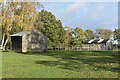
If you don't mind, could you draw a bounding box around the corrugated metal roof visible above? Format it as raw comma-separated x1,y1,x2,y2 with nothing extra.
11,31,32,36
10,30,48,39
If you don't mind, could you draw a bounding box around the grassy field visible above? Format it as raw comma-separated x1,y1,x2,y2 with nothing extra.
0,51,2,79
2,50,119,78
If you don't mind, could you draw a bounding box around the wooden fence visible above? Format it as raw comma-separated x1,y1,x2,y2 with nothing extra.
48,46,93,51
48,45,119,51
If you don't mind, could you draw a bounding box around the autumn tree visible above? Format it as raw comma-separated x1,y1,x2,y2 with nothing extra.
0,2,43,50
85,29,95,39
0,2,14,50
10,2,43,33
95,29,113,39
63,27,73,49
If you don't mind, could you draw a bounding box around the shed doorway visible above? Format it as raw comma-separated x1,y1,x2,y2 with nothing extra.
11,36,22,52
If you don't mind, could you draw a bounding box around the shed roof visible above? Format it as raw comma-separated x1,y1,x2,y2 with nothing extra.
11,31,31,36
10,30,45,37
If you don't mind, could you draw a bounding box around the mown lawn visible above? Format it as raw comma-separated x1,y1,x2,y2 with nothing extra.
0,51,2,79
2,50,119,78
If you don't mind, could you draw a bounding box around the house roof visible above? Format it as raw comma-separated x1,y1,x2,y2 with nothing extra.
83,39,109,44
97,39,104,43
88,39,94,43
92,39,100,43
83,40,91,44
101,39,109,43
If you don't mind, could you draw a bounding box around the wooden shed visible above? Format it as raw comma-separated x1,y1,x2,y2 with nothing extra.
11,30,48,52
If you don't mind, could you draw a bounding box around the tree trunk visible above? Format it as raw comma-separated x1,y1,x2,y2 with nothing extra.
0,35,9,50
3,38,8,50
0,35,5,50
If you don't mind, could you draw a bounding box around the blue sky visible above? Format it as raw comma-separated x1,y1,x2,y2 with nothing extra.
41,2,118,31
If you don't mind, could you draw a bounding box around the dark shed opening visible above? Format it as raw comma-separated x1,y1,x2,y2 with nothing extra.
11,36,22,52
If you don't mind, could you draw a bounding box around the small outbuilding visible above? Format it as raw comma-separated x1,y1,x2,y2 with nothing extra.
82,39,109,51
107,38,120,50
11,30,48,52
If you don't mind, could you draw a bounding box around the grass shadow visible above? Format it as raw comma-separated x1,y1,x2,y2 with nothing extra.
24,50,119,73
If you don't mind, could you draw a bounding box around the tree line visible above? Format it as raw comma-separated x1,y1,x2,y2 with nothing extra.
0,2,120,50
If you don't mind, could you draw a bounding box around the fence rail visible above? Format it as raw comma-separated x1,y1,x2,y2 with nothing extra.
48,45,119,51
48,46,95,51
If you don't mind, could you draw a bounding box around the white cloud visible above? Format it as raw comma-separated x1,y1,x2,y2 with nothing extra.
89,3,106,19
66,2,87,13
60,2,88,23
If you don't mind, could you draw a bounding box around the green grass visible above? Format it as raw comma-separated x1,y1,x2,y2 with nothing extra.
2,50,119,78
0,51,2,79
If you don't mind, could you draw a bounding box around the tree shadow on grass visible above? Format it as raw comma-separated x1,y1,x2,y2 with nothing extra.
25,50,119,73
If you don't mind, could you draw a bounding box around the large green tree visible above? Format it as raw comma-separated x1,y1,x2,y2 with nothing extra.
71,27,86,47
114,29,120,39
34,10,65,48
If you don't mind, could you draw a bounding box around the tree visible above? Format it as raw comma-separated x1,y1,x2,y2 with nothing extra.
63,27,73,49
72,27,86,47
10,2,43,32
95,29,113,39
0,2,43,50
0,2,14,50
85,29,95,39
34,10,65,48
114,29,120,39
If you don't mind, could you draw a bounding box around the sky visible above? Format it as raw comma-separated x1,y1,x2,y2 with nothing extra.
41,2,118,31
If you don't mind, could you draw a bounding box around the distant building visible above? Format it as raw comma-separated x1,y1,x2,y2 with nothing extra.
11,30,48,52
112,39,120,46
107,38,120,49
82,38,109,50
